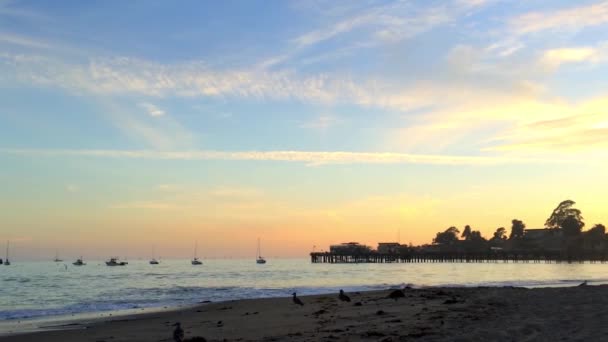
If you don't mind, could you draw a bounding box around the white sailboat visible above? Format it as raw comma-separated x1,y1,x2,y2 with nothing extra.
256,238,266,264
191,242,202,265
4,241,11,266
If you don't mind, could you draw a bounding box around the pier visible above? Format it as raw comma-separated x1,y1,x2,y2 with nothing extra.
310,252,608,264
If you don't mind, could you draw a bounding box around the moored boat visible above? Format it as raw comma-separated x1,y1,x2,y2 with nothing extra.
256,238,267,264
106,257,128,266
150,246,160,264
73,257,86,266
191,242,203,265
4,241,11,266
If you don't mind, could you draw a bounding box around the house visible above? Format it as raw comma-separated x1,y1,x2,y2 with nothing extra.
330,242,372,254
523,228,562,251
377,242,401,254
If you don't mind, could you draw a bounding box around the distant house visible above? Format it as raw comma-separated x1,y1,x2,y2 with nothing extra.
524,228,559,239
523,228,562,251
330,242,372,254
377,242,401,254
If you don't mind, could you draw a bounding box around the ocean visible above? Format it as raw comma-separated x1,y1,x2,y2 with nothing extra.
1,259,607,322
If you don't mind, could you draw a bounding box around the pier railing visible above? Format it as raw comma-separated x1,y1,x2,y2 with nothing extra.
310,251,608,264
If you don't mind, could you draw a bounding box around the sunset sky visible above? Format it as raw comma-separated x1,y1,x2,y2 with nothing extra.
1,0,607,260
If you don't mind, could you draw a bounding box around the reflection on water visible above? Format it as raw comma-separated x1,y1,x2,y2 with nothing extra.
1,259,606,320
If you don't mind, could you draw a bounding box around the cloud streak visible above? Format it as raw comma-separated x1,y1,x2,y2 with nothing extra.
138,102,165,117
510,1,608,35
0,148,576,166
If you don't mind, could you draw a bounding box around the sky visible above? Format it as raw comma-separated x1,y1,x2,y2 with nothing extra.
1,0,608,260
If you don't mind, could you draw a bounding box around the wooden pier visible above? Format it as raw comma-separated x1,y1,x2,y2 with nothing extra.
310,252,608,264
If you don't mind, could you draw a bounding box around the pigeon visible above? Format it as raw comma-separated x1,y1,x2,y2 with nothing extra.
173,322,185,342
388,289,405,301
292,292,304,306
338,289,351,302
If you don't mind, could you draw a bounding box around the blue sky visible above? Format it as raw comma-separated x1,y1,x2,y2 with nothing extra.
1,0,608,258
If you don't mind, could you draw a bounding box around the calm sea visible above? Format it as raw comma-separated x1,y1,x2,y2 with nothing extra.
2,259,607,322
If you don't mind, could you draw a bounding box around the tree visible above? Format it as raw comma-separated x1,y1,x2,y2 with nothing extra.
585,224,606,249
469,230,486,242
462,225,472,240
433,226,460,245
510,219,526,240
588,224,606,235
545,200,584,230
561,215,584,237
492,227,507,241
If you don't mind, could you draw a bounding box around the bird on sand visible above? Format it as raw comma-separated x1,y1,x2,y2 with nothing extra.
292,292,304,306
338,289,351,302
173,322,184,342
388,289,405,301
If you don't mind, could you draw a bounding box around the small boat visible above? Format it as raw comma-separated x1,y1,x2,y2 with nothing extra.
73,257,86,266
150,246,160,265
191,242,203,265
106,257,128,266
4,241,11,266
256,238,266,264
53,250,63,262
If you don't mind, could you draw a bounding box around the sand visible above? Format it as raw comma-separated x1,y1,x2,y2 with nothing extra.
2,286,608,341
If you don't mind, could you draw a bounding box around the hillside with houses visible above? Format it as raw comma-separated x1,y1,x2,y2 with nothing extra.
321,200,607,262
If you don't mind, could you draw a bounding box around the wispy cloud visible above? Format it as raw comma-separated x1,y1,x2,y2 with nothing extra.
102,100,194,150
266,0,486,68
0,53,481,113
300,115,340,131
510,1,608,35
0,32,51,49
540,47,602,68
0,147,576,166
138,102,165,117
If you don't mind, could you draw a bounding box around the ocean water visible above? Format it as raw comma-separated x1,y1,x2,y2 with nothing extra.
1,258,607,322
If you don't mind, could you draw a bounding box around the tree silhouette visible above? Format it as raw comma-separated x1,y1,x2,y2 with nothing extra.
545,200,584,229
585,224,606,249
561,215,584,237
462,225,472,240
509,219,526,240
433,226,460,245
492,227,507,241
589,224,606,235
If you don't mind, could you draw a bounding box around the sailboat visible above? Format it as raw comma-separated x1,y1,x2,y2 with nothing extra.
4,241,11,266
256,238,266,264
53,250,63,262
149,246,159,265
191,242,203,265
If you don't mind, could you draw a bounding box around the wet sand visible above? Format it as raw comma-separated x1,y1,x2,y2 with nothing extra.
2,286,608,341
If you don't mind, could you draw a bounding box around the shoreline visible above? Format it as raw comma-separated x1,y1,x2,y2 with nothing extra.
2,285,608,341
1,280,597,324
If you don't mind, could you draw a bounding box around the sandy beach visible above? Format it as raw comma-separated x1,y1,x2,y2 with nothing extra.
2,285,608,341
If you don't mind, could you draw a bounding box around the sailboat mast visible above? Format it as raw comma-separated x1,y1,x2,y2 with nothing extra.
257,238,261,258
6,241,9,260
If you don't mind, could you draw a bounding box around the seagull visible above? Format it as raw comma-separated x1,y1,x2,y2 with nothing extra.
173,322,185,342
388,289,405,301
292,292,304,306
578,280,588,287
338,289,351,302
